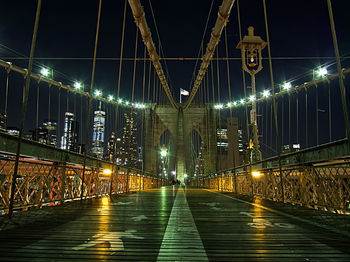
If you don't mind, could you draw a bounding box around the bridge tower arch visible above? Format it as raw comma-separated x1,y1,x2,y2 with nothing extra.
144,104,217,183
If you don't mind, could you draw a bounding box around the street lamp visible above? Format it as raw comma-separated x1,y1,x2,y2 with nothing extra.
94,89,102,97
74,82,82,90
237,26,266,162
40,67,53,79
160,144,167,158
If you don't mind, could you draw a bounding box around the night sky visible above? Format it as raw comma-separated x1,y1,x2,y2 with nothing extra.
0,0,350,152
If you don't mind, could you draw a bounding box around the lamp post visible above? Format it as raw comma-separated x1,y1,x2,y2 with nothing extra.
160,144,167,185
237,26,266,162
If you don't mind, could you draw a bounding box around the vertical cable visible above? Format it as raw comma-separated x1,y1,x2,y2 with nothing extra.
316,87,319,145
305,88,308,147
48,85,51,122
58,88,61,147
81,0,103,199
237,0,250,144
328,84,332,141
4,70,10,118
9,0,42,218
296,95,299,144
36,81,40,139
288,95,291,145
216,48,222,171
147,60,151,102
326,0,350,140
224,27,232,118
80,95,83,144
262,0,284,202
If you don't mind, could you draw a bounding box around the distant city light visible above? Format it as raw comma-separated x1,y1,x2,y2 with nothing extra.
74,82,82,89
94,90,102,97
283,82,292,91
40,68,50,77
262,90,270,98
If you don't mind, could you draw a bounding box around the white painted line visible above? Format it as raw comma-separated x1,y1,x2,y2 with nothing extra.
205,189,350,238
157,187,208,261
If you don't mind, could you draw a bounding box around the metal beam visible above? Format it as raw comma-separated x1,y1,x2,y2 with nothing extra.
184,0,236,110
128,0,178,109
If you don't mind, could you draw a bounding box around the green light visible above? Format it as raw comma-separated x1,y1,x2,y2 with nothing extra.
283,82,291,91
74,82,82,89
118,98,123,104
214,104,223,109
233,101,238,106
262,90,270,97
160,144,167,159
108,95,114,101
160,148,167,158
249,95,256,102
240,98,245,104
94,90,102,97
40,68,50,77
317,67,328,78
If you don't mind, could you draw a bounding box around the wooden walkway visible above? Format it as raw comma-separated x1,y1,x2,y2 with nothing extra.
1,187,350,261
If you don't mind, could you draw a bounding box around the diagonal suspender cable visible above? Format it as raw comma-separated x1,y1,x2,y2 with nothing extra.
128,0,177,109
184,0,236,110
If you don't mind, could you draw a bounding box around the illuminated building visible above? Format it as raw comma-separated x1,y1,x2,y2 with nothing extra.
0,113,7,131
107,132,115,162
61,112,79,152
121,112,138,167
7,127,19,136
33,127,49,144
43,121,57,146
91,102,105,159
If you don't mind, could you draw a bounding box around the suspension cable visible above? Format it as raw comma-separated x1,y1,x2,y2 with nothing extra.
237,0,250,144
224,27,232,117
9,0,42,218
189,0,215,91
4,69,10,118
184,0,235,109
81,0,103,200
262,0,284,202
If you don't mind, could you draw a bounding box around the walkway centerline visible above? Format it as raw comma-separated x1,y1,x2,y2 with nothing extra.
157,187,208,261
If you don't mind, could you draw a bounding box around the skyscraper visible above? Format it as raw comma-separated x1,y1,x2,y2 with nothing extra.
107,132,115,162
61,112,79,152
43,120,57,146
92,102,105,159
121,112,138,167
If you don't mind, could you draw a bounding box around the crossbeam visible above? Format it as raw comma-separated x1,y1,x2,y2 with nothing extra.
184,0,236,110
128,0,178,109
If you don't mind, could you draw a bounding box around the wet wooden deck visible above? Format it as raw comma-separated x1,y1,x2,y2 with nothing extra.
0,187,350,261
